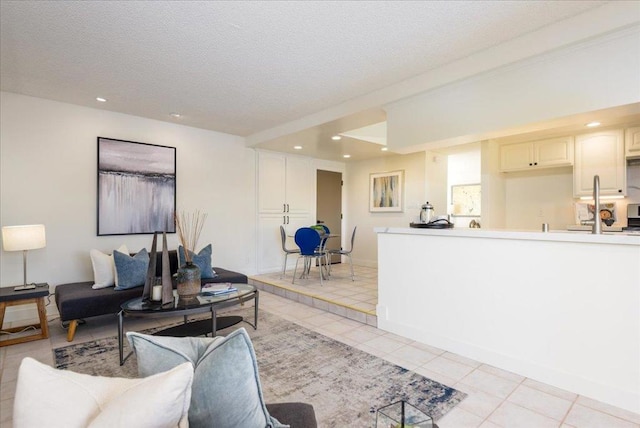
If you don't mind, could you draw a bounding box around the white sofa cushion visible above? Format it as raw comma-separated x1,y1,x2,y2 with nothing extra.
13,357,193,428
90,244,129,289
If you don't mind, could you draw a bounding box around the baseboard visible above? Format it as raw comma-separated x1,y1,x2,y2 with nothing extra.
352,258,377,268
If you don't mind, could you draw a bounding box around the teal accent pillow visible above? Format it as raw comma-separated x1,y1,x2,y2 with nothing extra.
113,249,149,290
127,329,288,428
178,244,216,279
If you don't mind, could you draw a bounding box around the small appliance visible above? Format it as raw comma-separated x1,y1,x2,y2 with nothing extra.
419,202,434,223
623,203,640,232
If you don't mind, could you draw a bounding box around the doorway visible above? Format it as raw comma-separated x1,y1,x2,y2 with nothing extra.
316,170,342,264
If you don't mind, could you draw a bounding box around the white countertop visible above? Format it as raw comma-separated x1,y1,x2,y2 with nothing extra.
374,226,640,246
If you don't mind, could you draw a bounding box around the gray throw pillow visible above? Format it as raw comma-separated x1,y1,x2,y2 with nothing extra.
127,328,288,428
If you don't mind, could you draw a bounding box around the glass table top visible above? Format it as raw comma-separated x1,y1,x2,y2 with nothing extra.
121,283,255,313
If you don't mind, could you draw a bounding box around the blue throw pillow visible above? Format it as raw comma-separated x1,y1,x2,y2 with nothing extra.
113,249,149,290
178,244,216,279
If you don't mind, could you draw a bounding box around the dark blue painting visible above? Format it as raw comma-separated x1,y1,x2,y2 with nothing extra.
97,137,176,235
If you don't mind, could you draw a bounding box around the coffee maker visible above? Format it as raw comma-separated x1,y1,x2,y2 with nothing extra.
419,202,434,223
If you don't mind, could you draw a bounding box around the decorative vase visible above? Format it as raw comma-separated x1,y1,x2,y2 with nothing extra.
176,261,201,298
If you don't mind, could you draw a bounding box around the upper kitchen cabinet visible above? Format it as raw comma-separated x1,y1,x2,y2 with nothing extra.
625,126,640,158
499,137,574,172
257,151,313,215
573,130,625,197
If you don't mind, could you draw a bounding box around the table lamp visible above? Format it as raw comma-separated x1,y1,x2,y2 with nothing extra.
2,224,46,288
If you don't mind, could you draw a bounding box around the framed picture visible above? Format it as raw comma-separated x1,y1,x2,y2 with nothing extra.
450,183,481,216
97,137,176,235
370,170,404,212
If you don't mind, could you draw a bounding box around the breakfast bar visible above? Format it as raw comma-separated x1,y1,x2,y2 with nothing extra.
375,227,640,414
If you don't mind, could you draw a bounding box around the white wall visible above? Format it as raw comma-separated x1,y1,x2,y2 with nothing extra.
1,92,256,320
345,152,427,266
447,149,481,228
386,25,640,150
504,167,575,230
424,151,448,219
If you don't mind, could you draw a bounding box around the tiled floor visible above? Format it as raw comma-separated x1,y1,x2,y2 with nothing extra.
249,263,379,326
1,265,639,428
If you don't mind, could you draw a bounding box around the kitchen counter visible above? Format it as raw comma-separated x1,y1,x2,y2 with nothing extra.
375,226,640,245
375,226,640,414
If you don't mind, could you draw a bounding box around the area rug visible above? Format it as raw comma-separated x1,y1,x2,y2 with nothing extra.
54,308,466,426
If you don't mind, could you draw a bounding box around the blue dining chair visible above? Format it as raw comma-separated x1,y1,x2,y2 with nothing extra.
293,227,327,285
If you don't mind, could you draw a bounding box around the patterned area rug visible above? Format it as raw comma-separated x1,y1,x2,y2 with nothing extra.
53,308,466,426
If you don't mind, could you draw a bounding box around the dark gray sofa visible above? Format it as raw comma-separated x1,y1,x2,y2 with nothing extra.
55,249,247,342
268,403,318,427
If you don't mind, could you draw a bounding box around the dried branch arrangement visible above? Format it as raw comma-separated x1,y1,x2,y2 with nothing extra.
175,210,208,263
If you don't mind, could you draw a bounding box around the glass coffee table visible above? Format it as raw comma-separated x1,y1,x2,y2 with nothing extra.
118,283,258,365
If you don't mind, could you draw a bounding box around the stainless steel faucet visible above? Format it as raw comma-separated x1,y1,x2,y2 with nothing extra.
592,175,602,234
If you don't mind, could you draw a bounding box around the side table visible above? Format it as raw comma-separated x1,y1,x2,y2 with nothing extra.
0,284,50,347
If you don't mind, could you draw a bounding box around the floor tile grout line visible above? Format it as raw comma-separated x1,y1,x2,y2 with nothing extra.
559,395,580,427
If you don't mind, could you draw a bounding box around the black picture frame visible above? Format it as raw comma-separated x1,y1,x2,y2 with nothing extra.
97,137,176,236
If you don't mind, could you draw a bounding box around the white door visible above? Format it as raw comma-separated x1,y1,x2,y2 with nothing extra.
257,214,287,273
285,156,313,214
258,152,286,213
500,143,533,171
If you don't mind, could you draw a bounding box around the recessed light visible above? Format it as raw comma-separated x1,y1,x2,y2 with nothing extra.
293,145,302,150
343,154,351,158
586,121,600,127
170,113,181,118
96,97,107,102
381,147,388,151
332,135,342,141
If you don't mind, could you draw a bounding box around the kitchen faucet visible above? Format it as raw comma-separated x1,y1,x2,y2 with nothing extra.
592,175,602,234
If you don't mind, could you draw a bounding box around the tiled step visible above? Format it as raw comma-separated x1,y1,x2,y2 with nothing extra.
248,277,377,327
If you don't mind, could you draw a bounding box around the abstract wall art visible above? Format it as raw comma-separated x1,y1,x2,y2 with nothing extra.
370,170,404,212
97,137,176,235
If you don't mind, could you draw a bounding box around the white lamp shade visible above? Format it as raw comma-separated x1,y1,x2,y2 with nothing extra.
2,224,46,251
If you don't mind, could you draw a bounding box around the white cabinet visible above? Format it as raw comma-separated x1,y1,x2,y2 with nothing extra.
625,126,640,158
257,151,313,273
573,130,625,197
500,137,573,172
258,152,312,214
256,214,309,274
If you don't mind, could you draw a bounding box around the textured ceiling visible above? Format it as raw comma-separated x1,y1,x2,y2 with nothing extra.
1,0,607,142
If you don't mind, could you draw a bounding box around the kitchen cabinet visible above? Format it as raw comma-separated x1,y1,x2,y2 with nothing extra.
257,151,313,273
258,151,312,214
625,126,640,158
499,137,573,172
573,130,625,197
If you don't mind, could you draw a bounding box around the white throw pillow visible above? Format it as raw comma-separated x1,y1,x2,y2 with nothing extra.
90,244,128,289
13,357,193,428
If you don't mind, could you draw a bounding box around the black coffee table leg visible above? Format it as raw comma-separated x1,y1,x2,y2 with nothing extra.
254,291,259,330
118,310,123,365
